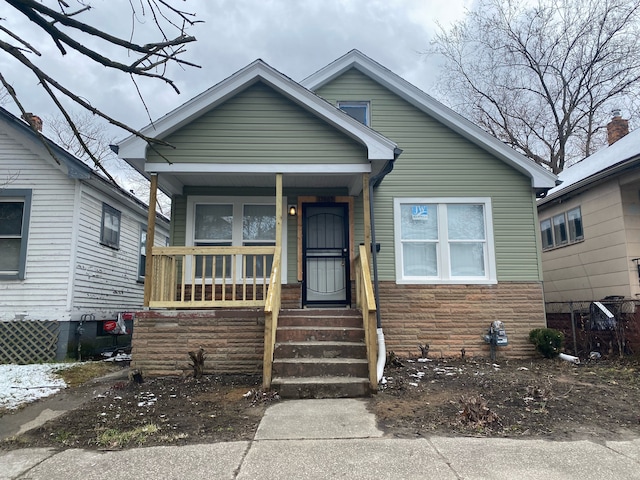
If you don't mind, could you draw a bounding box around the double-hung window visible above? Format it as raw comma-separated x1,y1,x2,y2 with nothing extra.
540,207,583,250
100,203,121,249
187,196,285,282
242,204,276,277
0,189,32,280
194,204,233,278
394,198,496,284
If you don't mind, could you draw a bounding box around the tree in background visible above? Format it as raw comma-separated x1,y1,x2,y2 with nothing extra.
431,0,640,173
46,111,172,216
0,0,200,183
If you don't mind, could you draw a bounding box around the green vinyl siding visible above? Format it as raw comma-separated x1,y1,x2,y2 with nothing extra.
171,195,187,247
317,69,541,281
147,82,366,165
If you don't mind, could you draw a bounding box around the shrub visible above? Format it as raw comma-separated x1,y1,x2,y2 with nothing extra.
529,328,564,358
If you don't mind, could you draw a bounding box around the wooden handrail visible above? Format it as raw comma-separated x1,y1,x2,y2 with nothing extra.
356,244,378,391
263,246,282,390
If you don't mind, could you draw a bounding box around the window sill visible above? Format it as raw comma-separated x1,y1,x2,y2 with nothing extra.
396,278,498,285
542,238,584,252
100,242,120,250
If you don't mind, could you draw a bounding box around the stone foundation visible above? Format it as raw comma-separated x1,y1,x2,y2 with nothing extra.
131,309,265,376
378,281,546,359
132,281,546,376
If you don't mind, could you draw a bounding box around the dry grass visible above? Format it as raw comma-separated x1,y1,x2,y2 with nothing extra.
54,362,119,387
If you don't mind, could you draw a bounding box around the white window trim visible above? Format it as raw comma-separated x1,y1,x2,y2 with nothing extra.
393,197,497,285
337,101,370,126
186,196,287,283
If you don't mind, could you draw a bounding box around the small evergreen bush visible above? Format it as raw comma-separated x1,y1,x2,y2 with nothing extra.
529,328,564,358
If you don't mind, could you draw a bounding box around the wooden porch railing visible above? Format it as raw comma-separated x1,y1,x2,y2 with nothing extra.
262,246,282,390
148,246,276,308
355,244,378,391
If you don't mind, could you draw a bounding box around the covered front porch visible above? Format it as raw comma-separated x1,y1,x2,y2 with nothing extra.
141,172,381,394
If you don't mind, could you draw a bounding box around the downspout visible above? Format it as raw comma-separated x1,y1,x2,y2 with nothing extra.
369,147,402,383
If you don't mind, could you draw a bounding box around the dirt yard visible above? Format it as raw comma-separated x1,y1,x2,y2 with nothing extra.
2,355,639,450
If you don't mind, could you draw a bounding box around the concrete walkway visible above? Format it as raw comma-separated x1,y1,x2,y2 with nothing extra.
2,398,640,479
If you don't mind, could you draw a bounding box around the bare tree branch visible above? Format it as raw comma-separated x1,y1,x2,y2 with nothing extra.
430,0,640,173
0,0,201,186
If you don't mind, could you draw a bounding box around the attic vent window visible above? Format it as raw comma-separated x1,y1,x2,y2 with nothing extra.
338,101,370,126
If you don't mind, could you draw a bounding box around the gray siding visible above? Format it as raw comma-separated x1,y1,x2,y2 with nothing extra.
148,82,367,165
316,69,541,282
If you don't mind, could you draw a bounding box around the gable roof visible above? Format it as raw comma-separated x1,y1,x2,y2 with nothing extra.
117,59,400,175
0,107,91,180
302,50,557,191
0,107,168,224
538,128,640,206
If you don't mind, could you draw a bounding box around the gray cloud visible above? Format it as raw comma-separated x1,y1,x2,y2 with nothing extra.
0,0,472,139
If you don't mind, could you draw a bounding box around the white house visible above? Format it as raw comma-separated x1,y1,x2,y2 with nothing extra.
0,107,169,361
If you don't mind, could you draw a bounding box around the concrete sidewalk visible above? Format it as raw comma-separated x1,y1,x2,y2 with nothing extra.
2,398,640,479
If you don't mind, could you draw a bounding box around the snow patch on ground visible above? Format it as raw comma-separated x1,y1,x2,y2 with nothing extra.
0,364,73,410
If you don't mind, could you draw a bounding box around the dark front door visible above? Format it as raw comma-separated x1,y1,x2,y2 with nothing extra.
302,203,350,306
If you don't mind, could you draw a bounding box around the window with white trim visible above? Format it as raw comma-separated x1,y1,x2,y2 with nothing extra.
338,101,370,126
394,198,496,284
0,189,31,280
186,196,286,281
540,206,583,250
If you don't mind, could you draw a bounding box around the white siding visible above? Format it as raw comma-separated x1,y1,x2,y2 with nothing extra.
0,125,169,323
71,186,169,319
0,130,75,321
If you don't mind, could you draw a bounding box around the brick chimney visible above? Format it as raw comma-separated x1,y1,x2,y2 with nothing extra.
607,109,629,145
21,112,43,132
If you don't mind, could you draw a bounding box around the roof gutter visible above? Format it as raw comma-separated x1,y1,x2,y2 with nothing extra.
369,147,401,383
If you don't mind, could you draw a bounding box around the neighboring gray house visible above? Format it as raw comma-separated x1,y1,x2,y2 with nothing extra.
538,115,640,303
0,107,169,361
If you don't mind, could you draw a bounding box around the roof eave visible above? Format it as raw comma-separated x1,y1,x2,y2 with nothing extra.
538,155,640,207
117,59,399,167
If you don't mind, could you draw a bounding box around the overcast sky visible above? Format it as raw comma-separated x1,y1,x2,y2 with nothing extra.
0,0,474,143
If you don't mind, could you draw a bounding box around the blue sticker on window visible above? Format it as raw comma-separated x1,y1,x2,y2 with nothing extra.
411,205,428,220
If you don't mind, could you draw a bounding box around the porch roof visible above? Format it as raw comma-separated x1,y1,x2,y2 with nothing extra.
116,60,400,196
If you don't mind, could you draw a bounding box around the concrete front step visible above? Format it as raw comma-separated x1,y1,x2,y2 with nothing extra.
274,341,367,359
271,376,371,399
271,308,370,398
273,357,369,378
276,326,365,343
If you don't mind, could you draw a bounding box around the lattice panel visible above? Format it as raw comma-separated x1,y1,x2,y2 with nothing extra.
0,321,60,364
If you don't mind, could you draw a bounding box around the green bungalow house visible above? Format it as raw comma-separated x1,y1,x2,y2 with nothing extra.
116,50,557,397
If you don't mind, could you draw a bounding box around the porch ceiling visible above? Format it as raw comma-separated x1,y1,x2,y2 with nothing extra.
158,171,370,196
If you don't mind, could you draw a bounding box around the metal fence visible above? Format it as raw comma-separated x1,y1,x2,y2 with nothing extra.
545,298,640,357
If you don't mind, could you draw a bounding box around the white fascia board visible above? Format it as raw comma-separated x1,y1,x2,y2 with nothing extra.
146,163,372,174
303,50,557,189
117,60,398,163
